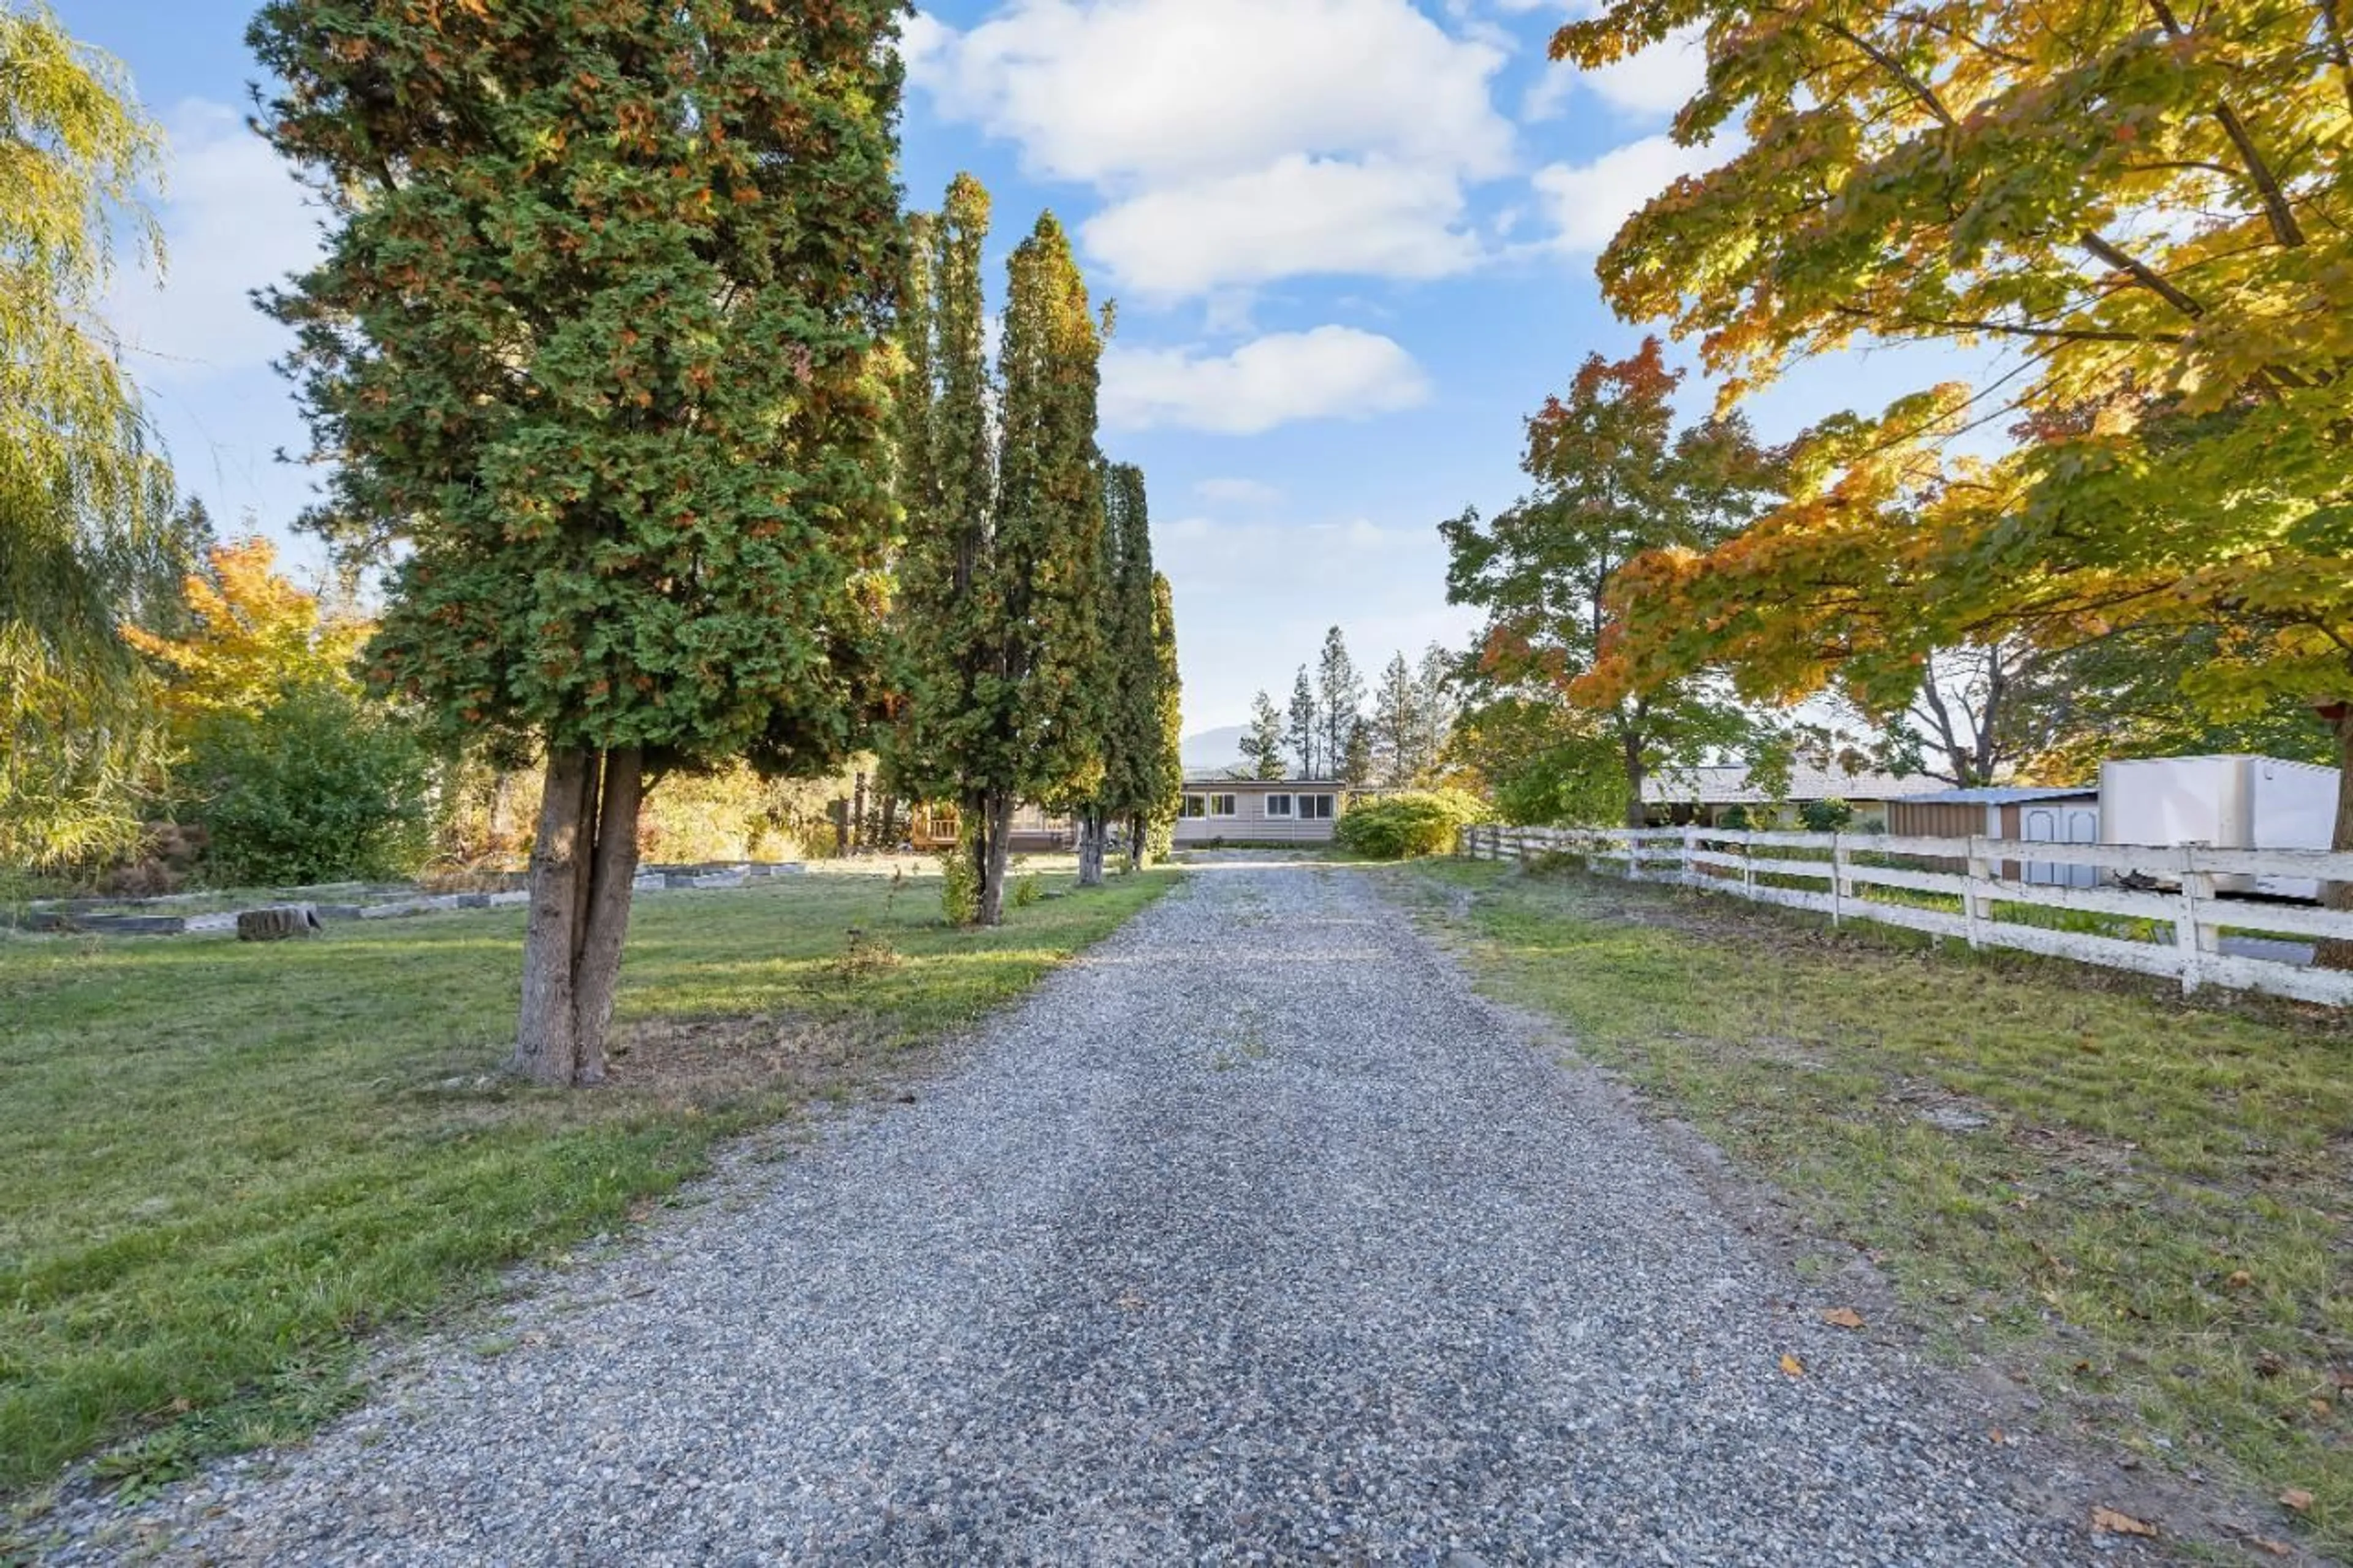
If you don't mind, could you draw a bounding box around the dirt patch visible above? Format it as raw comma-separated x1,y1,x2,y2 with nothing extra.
604,1012,920,1108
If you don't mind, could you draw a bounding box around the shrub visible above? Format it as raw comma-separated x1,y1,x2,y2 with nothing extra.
1797,797,1857,832
1716,804,1753,830
938,833,980,925
1334,789,1491,860
1012,871,1044,908
181,684,436,886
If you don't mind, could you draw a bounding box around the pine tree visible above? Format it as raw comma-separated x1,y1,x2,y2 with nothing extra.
1317,627,1363,780
1287,667,1320,778
1341,718,1373,788
1370,652,1420,786
1240,691,1287,779
253,0,909,1083
1414,643,1460,778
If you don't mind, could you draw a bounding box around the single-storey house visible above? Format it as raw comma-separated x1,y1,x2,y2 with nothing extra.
1174,777,1347,846
1642,763,1952,830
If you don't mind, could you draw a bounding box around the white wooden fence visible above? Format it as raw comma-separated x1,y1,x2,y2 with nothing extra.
1460,824,2353,1007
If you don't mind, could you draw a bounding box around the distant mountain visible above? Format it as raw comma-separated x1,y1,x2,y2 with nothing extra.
1180,724,1250,776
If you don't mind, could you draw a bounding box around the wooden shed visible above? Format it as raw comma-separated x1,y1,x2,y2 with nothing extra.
1886,785,2101,883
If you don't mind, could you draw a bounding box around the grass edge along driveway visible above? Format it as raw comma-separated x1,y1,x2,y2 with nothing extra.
1390,858,2350,1564
0,861,1178,1510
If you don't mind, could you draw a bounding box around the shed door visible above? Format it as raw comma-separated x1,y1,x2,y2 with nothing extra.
2064,808,2099,888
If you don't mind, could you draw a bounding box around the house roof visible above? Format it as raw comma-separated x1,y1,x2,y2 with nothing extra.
1901,785,2097,806
1640,764,1953,806
1181,775,1346,788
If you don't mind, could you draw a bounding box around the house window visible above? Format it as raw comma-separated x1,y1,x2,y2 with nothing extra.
1266,794,1294,817
1182,795,1207,819
1302,793,1335,820
1208,793,1238,817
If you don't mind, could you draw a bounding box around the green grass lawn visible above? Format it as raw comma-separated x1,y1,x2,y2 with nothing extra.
1392,858,2351,1561
0,858,1176,1506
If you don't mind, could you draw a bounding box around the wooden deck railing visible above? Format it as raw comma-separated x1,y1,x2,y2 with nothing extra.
1459,824,2353,1007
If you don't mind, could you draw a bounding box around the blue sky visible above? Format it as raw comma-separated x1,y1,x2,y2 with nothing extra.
74,0,1962,736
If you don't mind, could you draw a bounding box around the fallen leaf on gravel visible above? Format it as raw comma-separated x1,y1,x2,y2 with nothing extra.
2091,1507,2158,1537
1819,1308,1865,1330
2227,1269,2254,1289
1779,1352,1805,1377
2279,1488,2314,1512
1988,1426,2004,1445
2247,1537,2290,1557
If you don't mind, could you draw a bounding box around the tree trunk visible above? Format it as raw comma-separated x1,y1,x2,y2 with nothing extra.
1077,807,1105,887
2317,708,2353,971
978,790,1014,926
1621,733,1648,831
515,745,646,1085
1127,811,1146,871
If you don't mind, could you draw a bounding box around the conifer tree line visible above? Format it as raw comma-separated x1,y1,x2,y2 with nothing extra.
884,173,1182,927
1240,629,1455,787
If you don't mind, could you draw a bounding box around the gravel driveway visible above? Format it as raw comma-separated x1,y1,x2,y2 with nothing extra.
50,858,2140,1565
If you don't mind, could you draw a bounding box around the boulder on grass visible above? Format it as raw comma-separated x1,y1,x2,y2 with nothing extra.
237,904,324,942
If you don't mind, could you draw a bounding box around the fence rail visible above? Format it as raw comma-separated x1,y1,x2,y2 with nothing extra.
1459,825,2353,1007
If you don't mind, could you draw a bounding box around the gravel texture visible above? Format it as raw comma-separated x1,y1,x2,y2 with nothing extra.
44,857,2146,1564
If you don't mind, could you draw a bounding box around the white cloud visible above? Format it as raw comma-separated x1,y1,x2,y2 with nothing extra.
1082,156,1482,299
1515,6,1704,123
906,0,1515,300
1531,132,1722,254
1102,326,1431,435
906,0,1513,185
1195,477,1284,506
106,100,322,383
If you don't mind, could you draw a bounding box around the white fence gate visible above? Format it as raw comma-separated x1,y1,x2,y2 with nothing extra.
1459,824,2353,1008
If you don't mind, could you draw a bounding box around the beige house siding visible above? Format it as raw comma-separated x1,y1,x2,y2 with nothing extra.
1173,782,1345,844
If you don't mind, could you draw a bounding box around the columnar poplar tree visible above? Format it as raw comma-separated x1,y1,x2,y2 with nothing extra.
890,181,1112,925
1089,461,1175,884
253,0,907,1084
1142,571,1184,866
990,214,1111,909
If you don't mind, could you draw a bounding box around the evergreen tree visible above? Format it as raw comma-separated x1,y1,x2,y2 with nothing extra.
1239,691,1287,779
1286,667,1320,778
1370,652,1420,786
1,6,178,869
1414,643,1460,778
1340,717,1373,788
1316,626,1363,779
253,0,909,1083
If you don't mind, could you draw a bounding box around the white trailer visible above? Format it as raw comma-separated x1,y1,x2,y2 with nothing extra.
2100,754,2342,900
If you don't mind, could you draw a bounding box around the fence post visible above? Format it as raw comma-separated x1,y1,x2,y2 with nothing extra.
1965,836,1991,950
1740,832,1756,901
2176,847,2215,995
1623,830,1638,884
1831,833,1847,927
1682,824,1697,888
